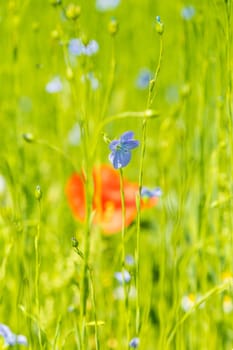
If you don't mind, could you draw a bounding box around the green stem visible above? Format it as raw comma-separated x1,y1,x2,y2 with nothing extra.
89,268,100,350
35,198,42,349
135,33,163,336
119,168,130,347
74,243,100,350
99,34,116,121
225,0,233,271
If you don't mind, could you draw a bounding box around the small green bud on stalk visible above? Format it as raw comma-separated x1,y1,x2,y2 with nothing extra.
145,109,159,118
50,0,62,7
155,16,164,35
51,29,60,40
66,67,74,80
71,237,79,248
66,3,81,20
22,133,34,143
180,83,191,98
108,18,119,36
35,185,42,201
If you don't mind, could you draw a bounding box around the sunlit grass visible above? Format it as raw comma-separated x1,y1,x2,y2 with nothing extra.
0,0,233,349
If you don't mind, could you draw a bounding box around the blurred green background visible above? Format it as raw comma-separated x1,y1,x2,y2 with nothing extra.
0,0,233,349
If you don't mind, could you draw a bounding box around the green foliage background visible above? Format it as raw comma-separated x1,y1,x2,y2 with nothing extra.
0,0,233,349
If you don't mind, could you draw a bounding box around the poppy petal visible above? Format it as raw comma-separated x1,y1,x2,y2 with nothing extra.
66,173,85,221
100,206,137,234
66,164,159,234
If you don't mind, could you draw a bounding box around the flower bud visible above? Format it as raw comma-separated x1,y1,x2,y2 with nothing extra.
108,18,119,36
180,83,191,98
22,133,34,143
145,109,159,118
66,3,81,20
155,16,164,35
66,66,74,80
103,133,111,144
35,185,42,201
51,29,60,41
50,0,62,6
81,34,89,46
71,237,79,248
149,79,155,93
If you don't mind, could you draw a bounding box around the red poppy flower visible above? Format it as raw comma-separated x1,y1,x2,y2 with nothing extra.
66,164,158,234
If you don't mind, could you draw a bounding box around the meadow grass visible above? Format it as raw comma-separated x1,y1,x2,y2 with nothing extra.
0,0,233,349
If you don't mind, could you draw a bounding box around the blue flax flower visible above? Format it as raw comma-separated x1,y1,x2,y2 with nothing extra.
109,131,139,169
181,5,195,20
129,337,140,348
114,270,131,284
136,68,153,90
69,38,99,56
141,187,162,199
0,323,28,346
45,76,63,93
96,0,120,11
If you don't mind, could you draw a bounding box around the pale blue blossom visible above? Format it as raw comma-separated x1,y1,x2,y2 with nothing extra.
129,337,140,348
67,123,81,146
109,131,139,169
96,0,120,11
45,76,63,93
136,68,153,90
125,254,134,266
113,285,136,300
0,324,28,347
69,38,99,56
181,5,196,20
141,187,162,199
114,270,131,284
0,175,6,195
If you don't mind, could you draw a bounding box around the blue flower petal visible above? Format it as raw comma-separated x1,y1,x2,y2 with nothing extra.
136,68,152,89
120,131,134,142
85,40,99,56
109,140,120,151
123,140,139,150
181,5,195,20
129,337,140,348
0,324,15,345
114,270,131,284
45,76,63,93
69,39,84,56
0,324,28,347
16,335,28,346
96,0,120,11
108,131,139,168
69,38,99,56
141,187,162,198
109,150,131,169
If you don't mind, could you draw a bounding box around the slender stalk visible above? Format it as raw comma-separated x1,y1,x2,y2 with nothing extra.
89,267,100,350
35,190,42,349
225,0,233,270
119,168,130,347
79,116,92,350
73,241,100,350
135,34,163,335
99,33,116,122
